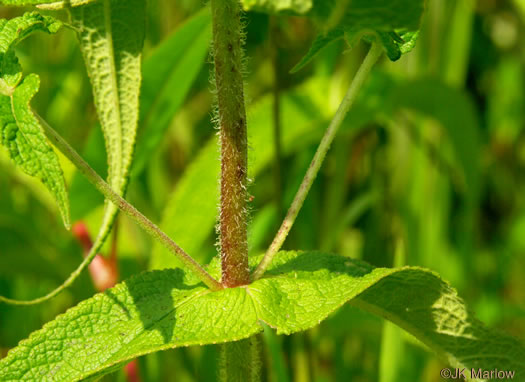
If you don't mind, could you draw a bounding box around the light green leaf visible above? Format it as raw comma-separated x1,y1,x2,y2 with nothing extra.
2,252,523,381
0,267,260,381
132,6,212,176
68,8,211,221
69,0,145,246
0,12,69,227
241,0,313,14
0,0,95,9
149,81,325,270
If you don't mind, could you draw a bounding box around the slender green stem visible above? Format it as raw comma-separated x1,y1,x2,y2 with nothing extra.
270,16,284,221
253,43,383,280
211,0,250,288
39,114,223,292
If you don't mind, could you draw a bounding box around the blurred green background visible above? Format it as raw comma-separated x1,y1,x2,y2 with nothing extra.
1,0,525,381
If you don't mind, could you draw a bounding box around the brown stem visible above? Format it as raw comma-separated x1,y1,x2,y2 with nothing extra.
211,0,250,287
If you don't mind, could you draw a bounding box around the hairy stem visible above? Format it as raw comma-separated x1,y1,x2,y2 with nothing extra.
253,43,383,280
219,337,262,382
211,0,250,287
39,114,223,292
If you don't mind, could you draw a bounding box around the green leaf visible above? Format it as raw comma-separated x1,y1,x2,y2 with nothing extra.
69,0,145,246
0,268,261,381
388,77,481,206
68,8,211,221
2,252,523,381
0,12,69,228
132,6,212,176
241,0,313,14
0,0,96,9
290,0,425,72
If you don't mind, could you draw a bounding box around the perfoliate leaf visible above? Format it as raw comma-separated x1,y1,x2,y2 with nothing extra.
2,252,523,381
69,0,145,249
150,81,325,270
0,12,70,228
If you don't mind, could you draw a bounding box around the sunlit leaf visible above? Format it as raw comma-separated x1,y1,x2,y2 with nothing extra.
0,0,95,9
68,0,145,251
2,252,523,381
0,13,69,228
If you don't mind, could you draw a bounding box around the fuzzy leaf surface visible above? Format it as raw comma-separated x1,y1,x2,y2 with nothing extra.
0,12,69,227
0,0,95,9
69,0,145,246
2,252,524,381
241,0,312,14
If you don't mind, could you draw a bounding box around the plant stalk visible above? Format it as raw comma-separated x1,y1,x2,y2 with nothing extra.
211,0,250,288
219,337,262,382
38,114,223,292
270,16,284,221
253,43,383,280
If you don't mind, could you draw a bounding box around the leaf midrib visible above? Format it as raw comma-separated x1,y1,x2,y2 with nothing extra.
102,0,123,192
8,90,57,204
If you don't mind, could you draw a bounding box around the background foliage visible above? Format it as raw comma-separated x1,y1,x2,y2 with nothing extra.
1,0,525,381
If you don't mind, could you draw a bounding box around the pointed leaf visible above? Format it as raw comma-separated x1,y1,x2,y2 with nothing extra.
3,252,523,381
0,13,69,227
69,0,145,245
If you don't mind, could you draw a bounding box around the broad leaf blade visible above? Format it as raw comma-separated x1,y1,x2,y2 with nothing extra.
352,271,525,378
69,0,145,245
0,13,69,228
0,269,260,381
0,0,96,8
3,252,523,381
